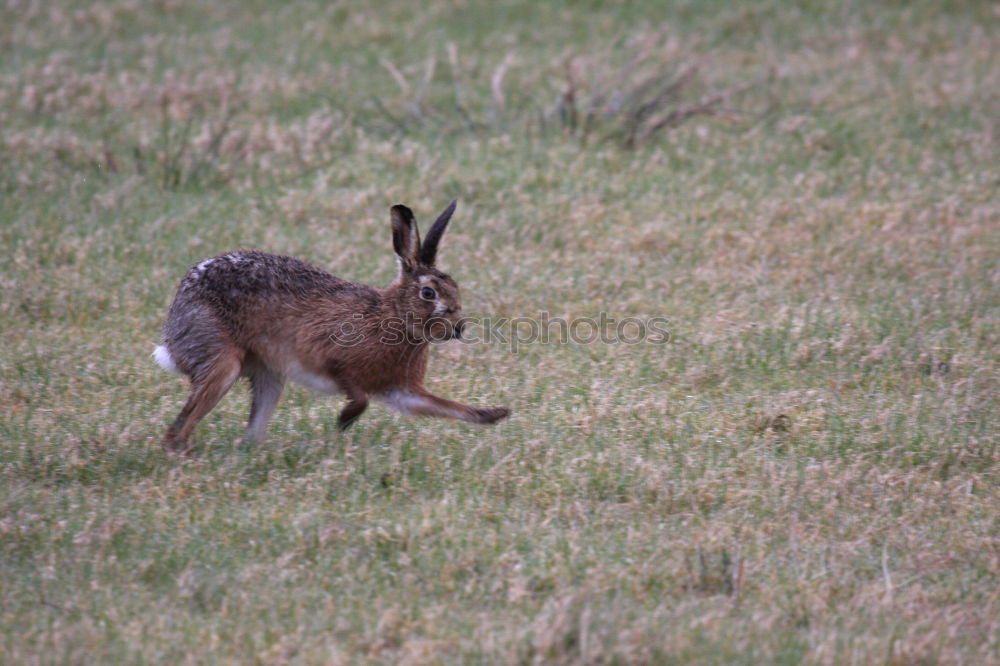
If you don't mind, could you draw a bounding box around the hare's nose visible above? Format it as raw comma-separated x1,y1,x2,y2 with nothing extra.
455,320,466,339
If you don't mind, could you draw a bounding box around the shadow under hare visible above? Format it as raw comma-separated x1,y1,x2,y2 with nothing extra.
153,200,509,454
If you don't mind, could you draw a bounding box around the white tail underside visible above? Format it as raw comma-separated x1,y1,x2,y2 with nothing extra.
153,345,181,374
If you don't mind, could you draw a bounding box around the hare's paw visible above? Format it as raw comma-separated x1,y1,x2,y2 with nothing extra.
161,433,194,456
475,406,510,424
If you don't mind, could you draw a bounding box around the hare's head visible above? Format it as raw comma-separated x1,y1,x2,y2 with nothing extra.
390,200,465,342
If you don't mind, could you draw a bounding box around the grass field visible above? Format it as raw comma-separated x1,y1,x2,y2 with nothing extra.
2,1,998,663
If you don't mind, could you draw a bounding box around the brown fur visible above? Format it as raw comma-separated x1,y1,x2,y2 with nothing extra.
155,201,509,454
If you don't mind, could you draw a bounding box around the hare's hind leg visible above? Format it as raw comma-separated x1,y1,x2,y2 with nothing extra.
382,389,509,424
242,362,285,444
162,349,244,454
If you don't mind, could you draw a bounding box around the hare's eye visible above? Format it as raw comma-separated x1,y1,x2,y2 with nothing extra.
420,287,437,301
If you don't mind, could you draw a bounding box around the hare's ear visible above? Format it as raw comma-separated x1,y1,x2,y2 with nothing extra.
390,204,421,273
419,199,456,266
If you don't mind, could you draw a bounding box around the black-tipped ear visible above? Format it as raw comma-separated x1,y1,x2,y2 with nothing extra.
419,199,456,266
390,204,420,272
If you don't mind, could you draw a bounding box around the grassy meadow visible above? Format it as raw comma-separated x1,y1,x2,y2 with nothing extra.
2,0,998,663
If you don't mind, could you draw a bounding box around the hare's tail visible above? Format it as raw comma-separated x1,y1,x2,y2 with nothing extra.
153,344,181,374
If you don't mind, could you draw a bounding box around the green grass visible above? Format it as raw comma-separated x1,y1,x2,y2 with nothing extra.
2,0,998,663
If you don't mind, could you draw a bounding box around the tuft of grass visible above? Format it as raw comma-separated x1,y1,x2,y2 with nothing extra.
366,31,757,148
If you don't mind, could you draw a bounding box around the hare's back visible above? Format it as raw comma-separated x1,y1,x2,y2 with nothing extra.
177,250,354,301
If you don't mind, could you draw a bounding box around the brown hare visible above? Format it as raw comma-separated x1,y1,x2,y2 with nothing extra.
153,200,509,454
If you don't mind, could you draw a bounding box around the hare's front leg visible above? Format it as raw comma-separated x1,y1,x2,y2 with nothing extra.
382,389,509,424
242,364,285,444
338,384,369,430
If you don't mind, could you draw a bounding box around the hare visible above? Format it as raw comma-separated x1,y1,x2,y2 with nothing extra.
153,200,509,454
